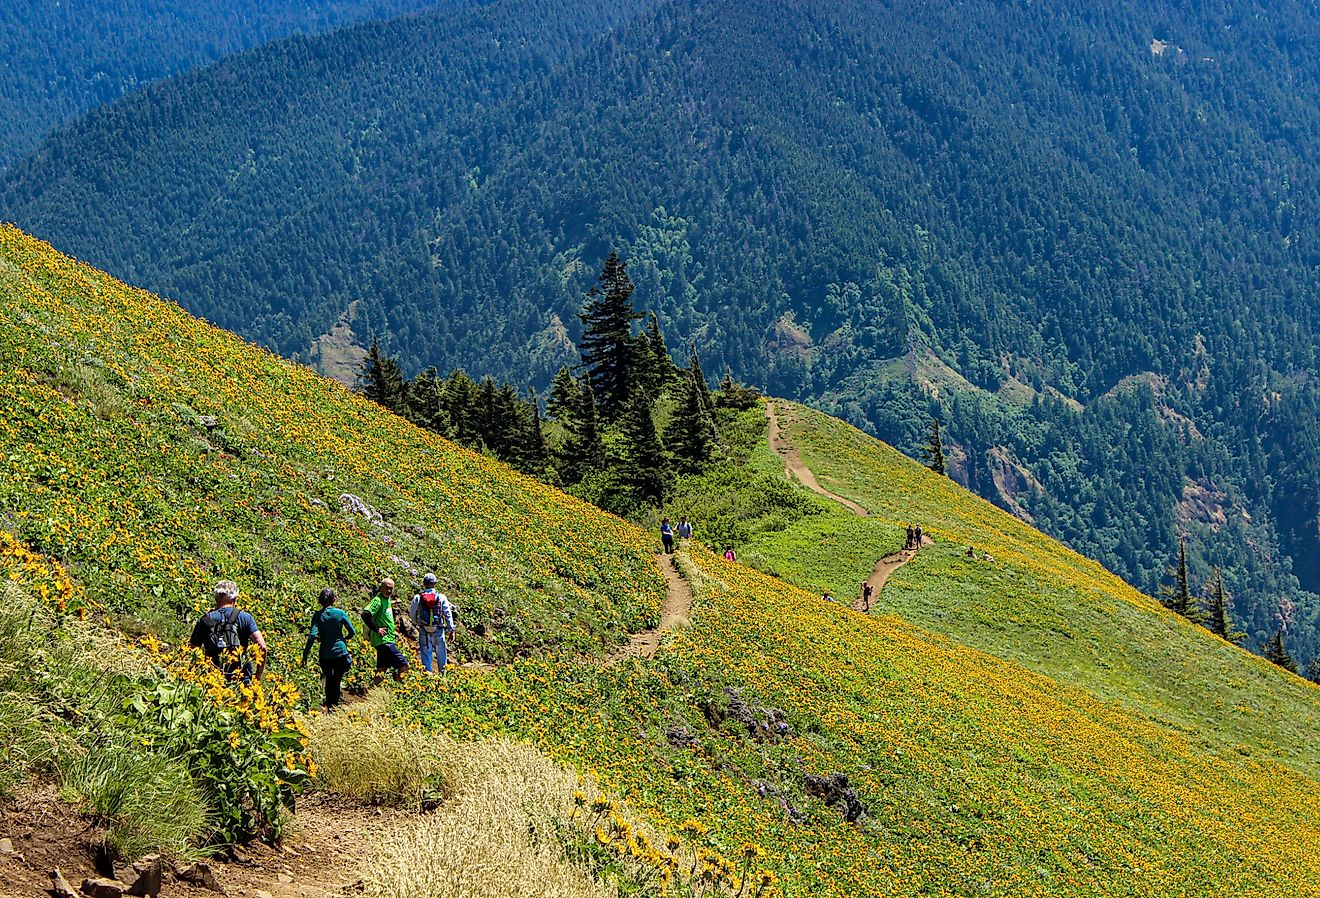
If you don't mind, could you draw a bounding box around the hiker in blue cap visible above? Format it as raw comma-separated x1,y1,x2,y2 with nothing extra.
409,573,456,674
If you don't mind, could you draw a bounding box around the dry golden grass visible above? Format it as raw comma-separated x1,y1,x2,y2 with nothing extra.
301,693,447,808
365,737,618,898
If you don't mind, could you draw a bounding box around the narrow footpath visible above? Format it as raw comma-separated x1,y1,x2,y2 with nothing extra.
765,401,925,610
766,401,869,516
610,553,695,663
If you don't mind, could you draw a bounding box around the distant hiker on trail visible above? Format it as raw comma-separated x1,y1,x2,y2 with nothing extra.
860,581,874,612
362,577,409,685
190,580,266,683
661,518,676,554
724,546,737,562
409,573,456,674
301,587,355,709
914,525,924,547
905,525,915,550
967,546,976,559
822,591,834,603
678,517,693,540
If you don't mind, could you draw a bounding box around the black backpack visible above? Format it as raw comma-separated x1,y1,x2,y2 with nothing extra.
203,606,243,656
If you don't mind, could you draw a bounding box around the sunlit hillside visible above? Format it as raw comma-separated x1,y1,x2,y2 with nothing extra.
2,226,1317,897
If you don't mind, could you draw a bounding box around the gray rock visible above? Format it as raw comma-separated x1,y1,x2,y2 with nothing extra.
81,877,128,898
0,838,12,853
126,855,164,897
338,493,378,520
49,869,78,898
197,415,219,430
176,862,226,893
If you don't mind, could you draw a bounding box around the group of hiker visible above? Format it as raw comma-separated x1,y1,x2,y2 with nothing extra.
660,516,736,561
190,573,457,709
904,524,924,550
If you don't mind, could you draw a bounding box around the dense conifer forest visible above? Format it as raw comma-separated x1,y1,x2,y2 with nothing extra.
0,0,444,168
4,0,1319,662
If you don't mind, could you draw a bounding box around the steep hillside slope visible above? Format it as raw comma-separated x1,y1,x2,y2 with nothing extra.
709,401,1320,776
5,0,1319,658
2,227,1318,896
0,0,447,168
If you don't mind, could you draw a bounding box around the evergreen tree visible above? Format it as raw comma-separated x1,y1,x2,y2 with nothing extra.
1202,568,1242,643
1263,627,1299,674
619,391,670,506
664,369,718,474
559,379,605,486
714,368,762,410
519,388,552,477
924,418,946,476
439,369,480,445
1161,535,1202,621
640,310,679,393
1305,655,1320,685
407,366,446,432
359,336,407,414
578,252,643,420
687,342,714,416
546,366,581,421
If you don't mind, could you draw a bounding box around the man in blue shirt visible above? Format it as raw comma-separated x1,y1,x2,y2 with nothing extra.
189,579,266,682
302,587,356,708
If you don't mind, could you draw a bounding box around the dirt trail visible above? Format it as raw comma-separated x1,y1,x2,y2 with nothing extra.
0,788,386,898
766,401,869,516
610,553,695,662
853,549,916,612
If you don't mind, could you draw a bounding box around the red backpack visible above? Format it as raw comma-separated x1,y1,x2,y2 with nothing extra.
417,589,441,627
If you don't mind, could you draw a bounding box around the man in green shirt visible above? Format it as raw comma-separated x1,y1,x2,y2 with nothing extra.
301,587,356,709
362,577,409,685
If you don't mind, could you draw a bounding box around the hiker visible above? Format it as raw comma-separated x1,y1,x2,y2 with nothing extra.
914,525,924,547
301,587,355,709
678,516,693,540
362,577,409,684
724,546,737,562
409,573,456,674
661,518,675,554
190,580,266,682
822,591,834,603
905,525,915,550
967,545,975,559
860,581,874,611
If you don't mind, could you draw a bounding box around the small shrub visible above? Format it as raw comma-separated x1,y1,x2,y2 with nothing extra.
60,742,209,860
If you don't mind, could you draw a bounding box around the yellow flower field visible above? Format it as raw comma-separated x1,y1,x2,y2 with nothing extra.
2,226,1318,895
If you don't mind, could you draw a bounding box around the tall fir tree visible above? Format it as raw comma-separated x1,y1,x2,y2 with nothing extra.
359,336,407,415
407,366,445,432
1202,568,1242,643
546,366,581,421
664,369,718,474
578,252,643,420
687,342,714,416
559,379,605,486
1161,535,1201,620
640,310,679,393
619,391,670,506
439,368,480,445
924,418,946,476
1263,627,1299,674
518,388,552,477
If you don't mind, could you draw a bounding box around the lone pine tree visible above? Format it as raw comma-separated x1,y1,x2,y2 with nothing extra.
1263,627,1299,674
924,418,946,476
1202,568,1242,644
359,336,407,415
578,252,643,421
1161,535,1203,622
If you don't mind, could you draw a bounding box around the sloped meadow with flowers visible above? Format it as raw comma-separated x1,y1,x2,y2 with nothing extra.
2,226,1318,896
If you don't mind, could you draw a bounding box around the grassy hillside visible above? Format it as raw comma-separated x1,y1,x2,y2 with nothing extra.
712,402,1320,779
2,227,1318,896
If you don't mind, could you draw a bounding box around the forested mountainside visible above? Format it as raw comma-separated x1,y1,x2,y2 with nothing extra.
0,0,448,169
4,0,1319,659
3,225,1318,896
